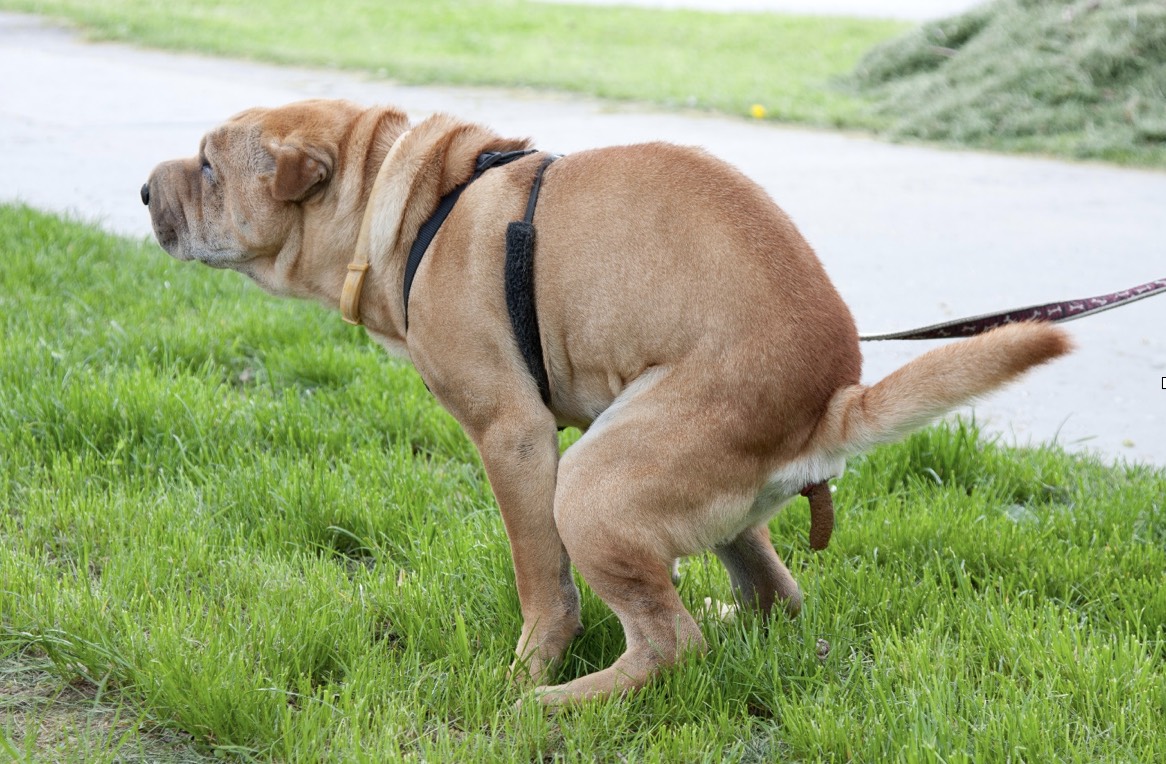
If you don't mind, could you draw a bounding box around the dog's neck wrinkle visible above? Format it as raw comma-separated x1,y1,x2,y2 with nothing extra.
356,152,513,341
360,110,409,203
363,153,473,342
272,225,318,301
251,206,349,309
354,264,404,340
343,151,456,344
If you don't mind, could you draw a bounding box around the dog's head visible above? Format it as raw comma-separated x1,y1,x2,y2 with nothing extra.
142,99,408,293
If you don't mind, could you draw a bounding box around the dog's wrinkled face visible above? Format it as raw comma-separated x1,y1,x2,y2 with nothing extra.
142,102,357,282
146,116,329,270
143,101,410,300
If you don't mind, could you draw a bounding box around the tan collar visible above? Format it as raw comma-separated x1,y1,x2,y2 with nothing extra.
339,125,418,326
340,257,370,325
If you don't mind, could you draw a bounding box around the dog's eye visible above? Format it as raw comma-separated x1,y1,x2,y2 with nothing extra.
201,159,215,182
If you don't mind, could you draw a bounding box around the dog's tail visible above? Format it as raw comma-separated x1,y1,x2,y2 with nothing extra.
813,322,1072,455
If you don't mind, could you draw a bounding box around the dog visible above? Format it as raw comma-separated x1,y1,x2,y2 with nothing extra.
143,99,1070,704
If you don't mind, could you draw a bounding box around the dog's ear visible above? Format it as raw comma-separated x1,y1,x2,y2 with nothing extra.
268,142,332,202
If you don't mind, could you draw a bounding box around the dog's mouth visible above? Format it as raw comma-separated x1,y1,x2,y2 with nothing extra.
147,209,194,262
153,222,182,256
142,165,267,271
158,230,254,269
142,176,189,260
154,232,245,269
143,188,238,267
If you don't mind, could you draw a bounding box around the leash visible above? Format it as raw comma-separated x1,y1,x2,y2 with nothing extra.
859,276,1166,341
797,274,1166,553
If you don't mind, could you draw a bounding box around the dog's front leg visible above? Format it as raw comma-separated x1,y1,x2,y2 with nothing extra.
470,412,583,685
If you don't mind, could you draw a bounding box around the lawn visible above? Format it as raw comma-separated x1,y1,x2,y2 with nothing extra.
2,204,1164,761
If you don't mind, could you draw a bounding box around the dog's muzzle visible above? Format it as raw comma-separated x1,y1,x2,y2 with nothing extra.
140,182,150,206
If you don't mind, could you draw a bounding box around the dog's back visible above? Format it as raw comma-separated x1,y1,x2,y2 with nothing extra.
532,142,862,443
532,143,1070,464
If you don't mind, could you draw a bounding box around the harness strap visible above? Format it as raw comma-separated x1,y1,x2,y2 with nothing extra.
400,149,536,331
505,155,558,407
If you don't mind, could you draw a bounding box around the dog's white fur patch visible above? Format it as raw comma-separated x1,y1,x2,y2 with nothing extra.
696,450,845,554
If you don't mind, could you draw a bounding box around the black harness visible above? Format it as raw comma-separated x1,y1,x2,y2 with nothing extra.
402,150,558,407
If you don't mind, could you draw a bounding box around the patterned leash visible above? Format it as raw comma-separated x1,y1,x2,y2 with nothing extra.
859,276,1166,341
805,275,1165,553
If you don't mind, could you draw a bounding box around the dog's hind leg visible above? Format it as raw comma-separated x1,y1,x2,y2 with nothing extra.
533,378,762,704
540,488,706,705
713,524,802,618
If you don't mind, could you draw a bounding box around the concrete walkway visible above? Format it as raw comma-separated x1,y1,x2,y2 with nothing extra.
2,12,1163,466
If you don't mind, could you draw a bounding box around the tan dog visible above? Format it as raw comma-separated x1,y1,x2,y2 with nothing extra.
143,99,1070,704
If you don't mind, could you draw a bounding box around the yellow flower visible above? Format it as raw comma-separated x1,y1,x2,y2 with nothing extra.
750,104,767,119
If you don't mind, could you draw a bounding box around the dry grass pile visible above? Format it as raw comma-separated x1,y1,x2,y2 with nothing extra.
851,0,1166,163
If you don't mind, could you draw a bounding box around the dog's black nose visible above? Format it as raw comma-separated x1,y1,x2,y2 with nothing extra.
140,182,150,206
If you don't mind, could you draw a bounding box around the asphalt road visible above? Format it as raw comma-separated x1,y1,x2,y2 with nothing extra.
2,12,1163,466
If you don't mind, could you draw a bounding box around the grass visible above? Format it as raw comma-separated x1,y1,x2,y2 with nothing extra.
850,0,1166,165
2,203,1165,761
0,0,904,128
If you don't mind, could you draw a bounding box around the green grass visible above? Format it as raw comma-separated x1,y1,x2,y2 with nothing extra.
850,0,1166,165
0,0,902,127
2,203,1165,761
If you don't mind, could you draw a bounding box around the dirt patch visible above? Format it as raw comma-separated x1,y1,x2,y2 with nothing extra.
1,652,206,763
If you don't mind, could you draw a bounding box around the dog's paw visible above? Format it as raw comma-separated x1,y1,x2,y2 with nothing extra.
531,680,614,707
509,646,571,689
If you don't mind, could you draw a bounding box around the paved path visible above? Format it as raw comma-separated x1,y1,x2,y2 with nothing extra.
2,12,1163,466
